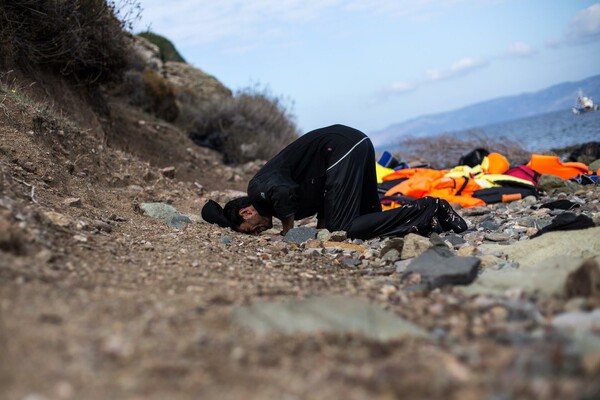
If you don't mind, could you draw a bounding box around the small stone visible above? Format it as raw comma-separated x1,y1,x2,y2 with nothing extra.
480,220,501,230
457,245,478,256
160,166,176,179
525,227,538,237
92,220,112,233
329,231,347,242
63,197,82,207
401,233,432,259
304,239,322,249
316,229,331,241
478,254,503,268
219,235,232,245
167,214,192,230
342,257,361,267
283,227,318,244
380,284,397,298
324,241,367,253
382,248,400,262
484,232,511,242
73,234,87,242
43,211,71,227
488,306,509,321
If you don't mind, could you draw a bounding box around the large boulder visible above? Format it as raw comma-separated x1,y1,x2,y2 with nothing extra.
128,35,163,73
164,61,232,108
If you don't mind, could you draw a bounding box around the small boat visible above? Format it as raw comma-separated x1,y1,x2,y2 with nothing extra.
572,90,599,114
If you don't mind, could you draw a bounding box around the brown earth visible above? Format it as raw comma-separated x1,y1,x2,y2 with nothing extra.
1,78,599,400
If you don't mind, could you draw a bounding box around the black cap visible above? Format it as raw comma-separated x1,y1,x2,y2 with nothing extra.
201,200,233,228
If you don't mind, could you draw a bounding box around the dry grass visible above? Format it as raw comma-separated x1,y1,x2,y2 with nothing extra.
0,0,141,84
396,131,531,169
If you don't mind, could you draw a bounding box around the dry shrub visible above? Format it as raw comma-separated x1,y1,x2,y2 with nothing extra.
397,131,531,169
0,0,140,84
188,86,300,164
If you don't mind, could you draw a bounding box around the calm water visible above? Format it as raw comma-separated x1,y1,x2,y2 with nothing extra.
449,109,600,152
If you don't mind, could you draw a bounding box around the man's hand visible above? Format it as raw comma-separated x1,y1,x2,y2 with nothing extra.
280,216,294,236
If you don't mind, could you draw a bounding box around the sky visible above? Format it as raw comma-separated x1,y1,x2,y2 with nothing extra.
130,0,600,135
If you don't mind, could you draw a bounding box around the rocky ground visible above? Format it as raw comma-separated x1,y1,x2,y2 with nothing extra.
1,87,600,400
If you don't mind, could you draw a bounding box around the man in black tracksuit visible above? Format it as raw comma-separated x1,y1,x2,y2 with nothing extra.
202,124,467,240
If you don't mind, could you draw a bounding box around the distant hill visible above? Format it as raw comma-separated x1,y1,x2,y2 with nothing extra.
369,74,600,148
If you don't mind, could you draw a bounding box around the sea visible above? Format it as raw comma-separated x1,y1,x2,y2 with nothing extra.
447,108,600,152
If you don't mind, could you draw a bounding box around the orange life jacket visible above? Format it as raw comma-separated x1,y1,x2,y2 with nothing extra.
527,154,590,180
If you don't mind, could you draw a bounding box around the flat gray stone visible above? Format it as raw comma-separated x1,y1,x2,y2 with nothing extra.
479,227,600,269
283,227,318,244
403,248,480,289
167,214,192,229
232,295,429,341
140,202,180,220
552,309,600,332
461,255,600,297
484,232,512,242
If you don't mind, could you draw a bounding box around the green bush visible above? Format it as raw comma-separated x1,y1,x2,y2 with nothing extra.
137,32,186,63
188,86,300,164
0,0,140,84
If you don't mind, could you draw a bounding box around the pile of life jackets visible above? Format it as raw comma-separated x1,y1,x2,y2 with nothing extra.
377,151,593,209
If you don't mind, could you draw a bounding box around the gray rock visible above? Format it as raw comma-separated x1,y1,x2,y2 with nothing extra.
219,235,232,245
380,238,404,258
521,195,538,207
444,234,466,247
394,259,412,273
403,248,480,289
588,159,600,174
167,214,192,229
140,202,180,220
479,227,600,269
484,232,512,242
92,220,112,233
342,257,361,267
232,295,429,341
382,249,400,262
316,229,331,241
329,231,348,242
461,255,600,297
283,227,318,244
63,197,82,207
538,174,583,193
552,309,600,332
480,220,501,231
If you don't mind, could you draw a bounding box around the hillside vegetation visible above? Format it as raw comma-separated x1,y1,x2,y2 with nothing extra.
0,0,299,167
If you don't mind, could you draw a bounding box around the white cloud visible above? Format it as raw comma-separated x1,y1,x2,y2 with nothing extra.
387,56,488,94
427,57,488,81
389,81,417,93
508,41,536,57
565,3,600,44
134,0,504,47
344,0,500,20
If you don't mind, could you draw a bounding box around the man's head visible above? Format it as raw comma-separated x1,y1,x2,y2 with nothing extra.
224,196,273,235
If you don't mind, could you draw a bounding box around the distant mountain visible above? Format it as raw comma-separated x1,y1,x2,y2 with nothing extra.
369,74,600,148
